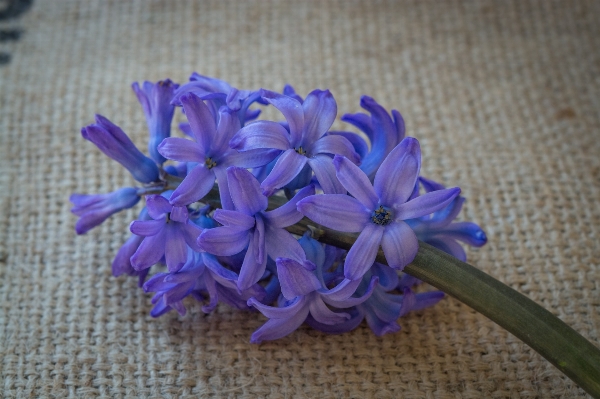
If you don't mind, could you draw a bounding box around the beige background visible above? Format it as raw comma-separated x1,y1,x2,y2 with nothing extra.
1,0,599,397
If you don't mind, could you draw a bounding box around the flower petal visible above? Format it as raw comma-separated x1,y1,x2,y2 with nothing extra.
180,93,216,153
130,230,166,271
261,149,308,196
260,89,304,146
227,166,268,215
325,276,378,308
440,222,488,247
263,184,315,228
297,194,370,233
381,221,419,270
130,219,164,237
333,155,378,209
309,135,360,164
164,227,187,272
197,226,251,256
213,209,256,229
180,222,204,252
213,165,234,211
319,278,361,302
265,224,308,265
277,258,322,300
248,295,307,319
238,239,268,291
344,223,385,280
373,137,421,206
170,165,216,206
307,155,345,194
157,137,204,163
211,108,240,155
249,304,310,344
229,120,291,151
309,296,349,325
301,89,337,144
426,237,467,262
145,195,172,219
394,187,461,220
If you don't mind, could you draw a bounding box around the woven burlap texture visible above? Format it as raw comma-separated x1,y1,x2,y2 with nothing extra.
1,0,599,397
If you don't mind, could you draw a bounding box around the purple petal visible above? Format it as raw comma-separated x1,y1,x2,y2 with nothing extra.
164,227,187,272
198,226,251,256
263,184,315,228
319,278,361,302
260,89,304,146
170,165,216,206
341,112,373,140
211,108,241,155
130,230,166,270
213,209,256,229
223,148,280,169
112,234,144,277
213,165,234,211
277,258,322,300
180,222,204,252
309,296,349,325
309,135,360,164
333,155,378,209
373,137,421,206
254,214,266,264
169,206,189,223
261,149,308,196
307,155,345,194
301,89,337,144
344,223,385,280
145,195,172,219
180,93,216,153
370,263,399,291
227,166,268,215
265,224,308,265
229,121,291,151
130,219,164,237
157,137,204,163
440,222,488,247
381,221,419,270
297,194,370,233
249,305,310,343
328,131,369,160
248,295,307,319
238,239,268,291
394,187,461,220
324,276,378,308
365,312,401,337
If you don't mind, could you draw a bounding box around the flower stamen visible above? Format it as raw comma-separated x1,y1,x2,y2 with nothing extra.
205,157,217,169
371,205,393,226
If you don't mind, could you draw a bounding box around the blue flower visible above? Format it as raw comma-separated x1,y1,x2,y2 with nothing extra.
197,166,315,291
129,194,203,272
298,137,461,280
70,187,140,234
143,251,264,317
406,177,487,261
171,73,263,125
230,89,360,196
132,79,179,164
158,93,277,208
340,96,405,180
81,115,160,183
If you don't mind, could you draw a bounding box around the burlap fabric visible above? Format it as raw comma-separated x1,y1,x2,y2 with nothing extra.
1,0,598,397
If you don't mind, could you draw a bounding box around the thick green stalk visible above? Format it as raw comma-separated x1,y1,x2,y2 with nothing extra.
202,186,600,397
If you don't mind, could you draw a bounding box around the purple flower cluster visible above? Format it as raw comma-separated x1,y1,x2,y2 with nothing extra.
71,74,486,342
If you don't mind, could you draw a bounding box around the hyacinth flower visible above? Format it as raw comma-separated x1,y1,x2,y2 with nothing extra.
230,89,360,196
248,255,378,343
306,263,444,336
70,187,140,234
143,251,264,317
407,177,487,262
158,93,277,208
132,79,179,164
129,194,203,273
198,166,315,291
171,73,263,125
338,96,405,180
298,137,460,280
81,114,160,184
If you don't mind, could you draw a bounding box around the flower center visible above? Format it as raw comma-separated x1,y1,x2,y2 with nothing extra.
205,157,217,169
295,146,307,156
371,206,393,226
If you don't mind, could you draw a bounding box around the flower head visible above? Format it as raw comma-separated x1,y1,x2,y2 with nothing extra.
81,115,159,183
298,137,461,280
132,79,179,164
